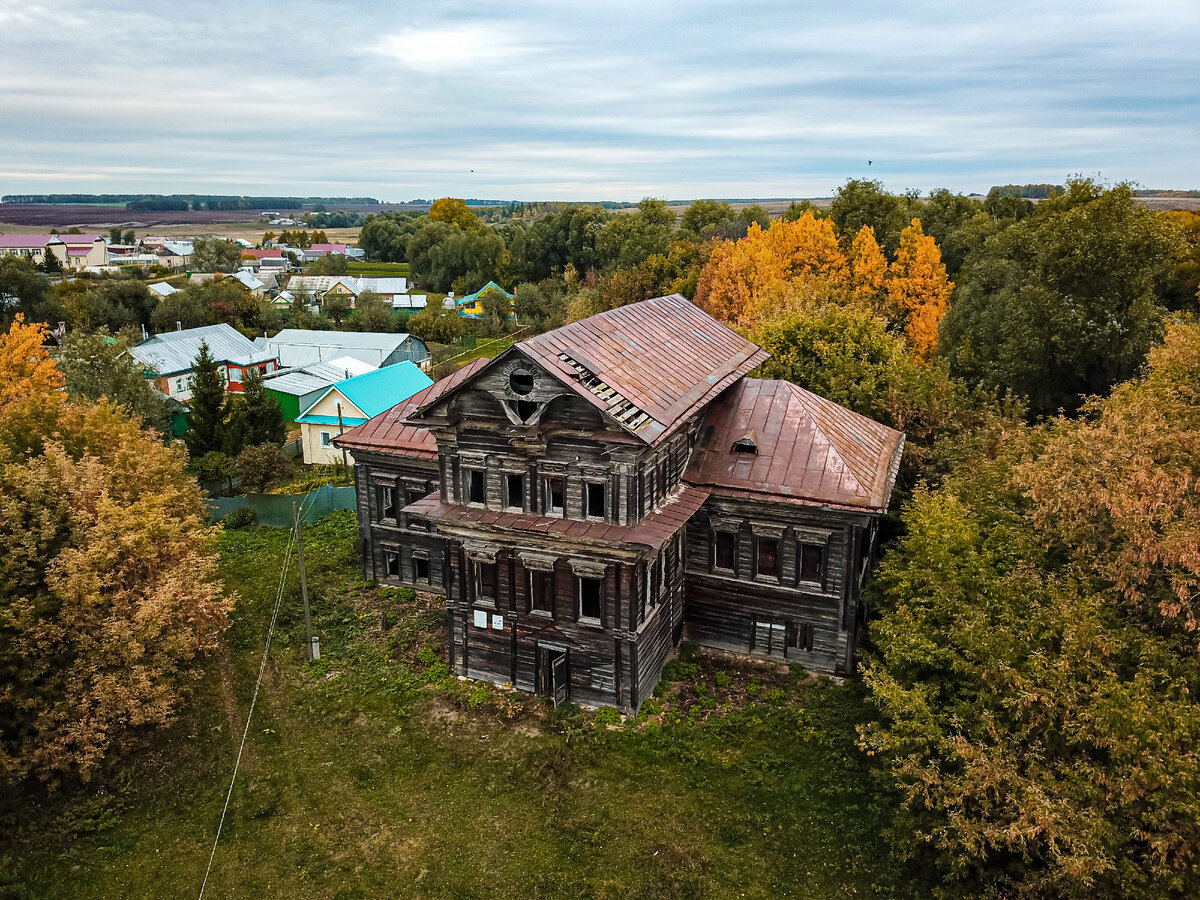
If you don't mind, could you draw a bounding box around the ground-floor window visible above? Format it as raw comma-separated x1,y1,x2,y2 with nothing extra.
384,550,400,577
412,555,430,583
578,576,603,623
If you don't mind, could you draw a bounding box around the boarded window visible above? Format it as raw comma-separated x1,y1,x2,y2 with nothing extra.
476,562,497,602
714,532,736,570
579,576,603,622
799,543,824,583
546,477,564,515
585,482,605,519
530,570,553,614
756,538,779,578
505,473,524,510
467,469,485,504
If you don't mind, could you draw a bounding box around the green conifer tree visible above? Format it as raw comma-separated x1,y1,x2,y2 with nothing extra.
183,341,226,457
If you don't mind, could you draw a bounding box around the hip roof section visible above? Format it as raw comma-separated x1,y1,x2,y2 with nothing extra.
685,378,905,513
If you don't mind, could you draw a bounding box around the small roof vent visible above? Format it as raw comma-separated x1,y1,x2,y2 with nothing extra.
731,432,757,455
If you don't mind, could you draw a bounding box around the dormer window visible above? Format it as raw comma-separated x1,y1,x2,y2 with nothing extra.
732,438,757,454
509,368,535,395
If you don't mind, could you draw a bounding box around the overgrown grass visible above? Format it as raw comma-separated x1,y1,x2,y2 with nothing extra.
4,510,900,899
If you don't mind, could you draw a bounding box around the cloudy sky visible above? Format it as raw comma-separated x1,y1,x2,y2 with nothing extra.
0,1,1196,201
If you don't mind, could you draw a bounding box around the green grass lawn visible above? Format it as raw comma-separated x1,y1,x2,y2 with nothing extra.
3,511,900,899
348,261,411,277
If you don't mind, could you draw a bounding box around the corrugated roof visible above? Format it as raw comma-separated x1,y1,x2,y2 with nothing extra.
148,282,179,297
262,358,377,398
512,294,768,445
684,378,904,513
130,323,276,375
298,360,432,422
335,357,489,459
404,483,709,552
258,329,427,368
0,234,58,248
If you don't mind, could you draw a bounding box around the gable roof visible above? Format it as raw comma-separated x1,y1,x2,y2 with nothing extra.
130,323,276,375
456,281,514,306
684,378,904,513
148,281,179,297
262,357,377,398
257,329,427,368
0,234,60,249
297,360,433,423
444,294,765,446
335,358,490,459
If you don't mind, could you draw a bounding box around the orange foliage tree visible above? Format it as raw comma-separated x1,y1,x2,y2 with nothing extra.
848,225,888,309
0,317,231,786
1019,319,1200,636
694,213,849,326
886,218,953,360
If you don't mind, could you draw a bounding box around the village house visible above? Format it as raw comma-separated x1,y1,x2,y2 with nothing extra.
296,361,432,465
336,295,904,713
456,281,514,318
130,323,280,400
262,356,377,422
256,328,430,370
0,233,108,270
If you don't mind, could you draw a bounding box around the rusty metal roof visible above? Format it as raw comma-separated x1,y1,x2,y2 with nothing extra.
518,294,768,445
334,357,490,459
684,378,904,513
411,294,767,446
404,483,710,552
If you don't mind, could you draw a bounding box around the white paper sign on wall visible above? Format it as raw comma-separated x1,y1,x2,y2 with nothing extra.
491,614,505,631
473,609,488,629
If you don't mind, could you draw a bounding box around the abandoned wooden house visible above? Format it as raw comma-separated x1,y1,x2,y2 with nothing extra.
337,294,904,713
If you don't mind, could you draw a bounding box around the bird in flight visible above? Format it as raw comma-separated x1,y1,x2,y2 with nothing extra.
868,160,872,166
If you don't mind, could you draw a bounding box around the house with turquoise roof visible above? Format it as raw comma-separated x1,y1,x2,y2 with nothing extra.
456,281,514,318
294,361,433,465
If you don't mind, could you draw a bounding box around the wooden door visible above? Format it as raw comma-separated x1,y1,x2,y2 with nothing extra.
551,651,568,706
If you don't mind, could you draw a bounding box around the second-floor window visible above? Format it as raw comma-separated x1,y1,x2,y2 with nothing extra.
505,473,524,511
466,469,485,504
585,482,606,520
546,477,564,516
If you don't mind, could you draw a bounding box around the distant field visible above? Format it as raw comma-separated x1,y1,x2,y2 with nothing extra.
347,261,410,276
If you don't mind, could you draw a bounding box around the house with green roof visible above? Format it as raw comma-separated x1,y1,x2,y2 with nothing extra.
456,281,514,318
294,360,433,465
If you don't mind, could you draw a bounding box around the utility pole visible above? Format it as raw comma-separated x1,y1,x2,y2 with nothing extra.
293,501,318,660
335,400,350,484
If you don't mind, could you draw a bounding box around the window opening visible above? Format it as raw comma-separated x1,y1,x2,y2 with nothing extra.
384,551,400,577
476,561,498,602
800,544,825,583
546,477,564,515
756,537,778,578
381,486,397,519
579,577,602,622
509,369,535,395
468,469,485,504
714,532,736,570
412,557,430,582
530,570,553,614
585,482,605,519
505,473,524,510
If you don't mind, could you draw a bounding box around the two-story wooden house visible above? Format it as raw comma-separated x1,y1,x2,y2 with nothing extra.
337,295,903,713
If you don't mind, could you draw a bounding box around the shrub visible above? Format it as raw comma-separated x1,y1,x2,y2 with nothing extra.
222,506,257,529
747,680,762,698
594,706,621,726
714,670,732,688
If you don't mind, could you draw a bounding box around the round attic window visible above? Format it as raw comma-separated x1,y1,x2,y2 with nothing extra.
509,368,535,395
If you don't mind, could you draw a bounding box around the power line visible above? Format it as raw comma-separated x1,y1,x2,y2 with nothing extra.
198,491,317,898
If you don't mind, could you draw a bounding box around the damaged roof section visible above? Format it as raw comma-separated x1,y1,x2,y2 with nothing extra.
516,294,768,445
685,378,905,513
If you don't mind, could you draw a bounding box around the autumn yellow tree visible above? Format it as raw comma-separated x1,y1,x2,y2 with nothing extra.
886,218,953,360
0,317,231,786
847,225,888,310
428,197,479,230
694,213,848,326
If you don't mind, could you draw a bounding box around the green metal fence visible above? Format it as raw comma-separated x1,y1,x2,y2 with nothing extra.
208,483,357,527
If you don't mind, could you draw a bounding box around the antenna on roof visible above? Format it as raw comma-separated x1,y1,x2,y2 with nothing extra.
176,321,182,331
